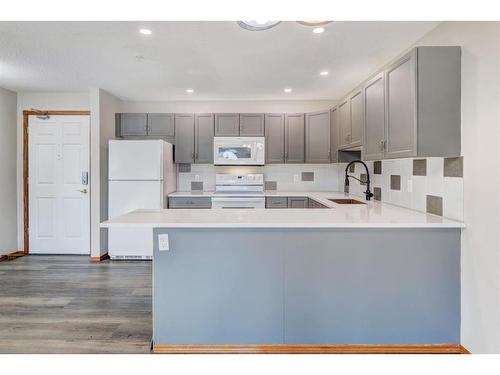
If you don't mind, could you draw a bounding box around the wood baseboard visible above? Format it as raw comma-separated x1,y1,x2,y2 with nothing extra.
459,345,471,354
0,255,7,262
90,253,109,262
0,251,27,261
153,344,466,354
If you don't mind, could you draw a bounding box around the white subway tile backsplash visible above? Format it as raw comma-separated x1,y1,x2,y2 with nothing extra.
411,176,427,212
426,157,444,196
443,177,464,221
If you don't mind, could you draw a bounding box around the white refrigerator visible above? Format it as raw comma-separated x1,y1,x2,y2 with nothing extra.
108,140,176,259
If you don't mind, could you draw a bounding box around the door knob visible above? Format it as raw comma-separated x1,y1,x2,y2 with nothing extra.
77,189,88,194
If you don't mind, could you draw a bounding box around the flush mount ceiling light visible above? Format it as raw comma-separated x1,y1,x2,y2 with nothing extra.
139,28,152,35
237,21,281,31
186,88,194,94
284,88,292,93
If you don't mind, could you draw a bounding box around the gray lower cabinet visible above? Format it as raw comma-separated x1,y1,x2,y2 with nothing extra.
363,72,385,160
287,197,309,208
266,197,288,208
308,199,328,208
330,107,339,163
265,114,285,163
174,114,195,163
215,113,240,136
349,89,363,148
337,100,351,149
285,114,305,163
305,110,331,163
148,113,175,137
195,114,214,163
118,113,148,136
168,197,212,209
240,113,265,136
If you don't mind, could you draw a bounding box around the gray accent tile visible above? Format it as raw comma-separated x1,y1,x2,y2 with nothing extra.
373,161,382,175
444,157,463,177
426,195,443,216
264,181,277,191
349,164,355,173
360,173,367,186
390,175,401,190
301,172,314,182
373,187,382,201
178,163,191,173
191,181,203,191
413,159,427,176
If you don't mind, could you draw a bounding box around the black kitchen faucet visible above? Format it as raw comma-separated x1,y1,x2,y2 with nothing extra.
344,160,374,201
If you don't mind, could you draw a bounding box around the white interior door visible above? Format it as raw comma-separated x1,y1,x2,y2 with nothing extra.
29,115,90,254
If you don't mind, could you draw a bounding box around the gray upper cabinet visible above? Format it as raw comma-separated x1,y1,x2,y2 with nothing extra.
195,114,214,164
118,113,148,136
330,107,339,163
305,110,331,163
284,113,305,163
147,113,175,137
337,100,350,149
240,113,265,136
385,50,417,159
363,73,386,161
349,89,363,148
174,113,195,164
215,113,240,136
265,113,285,164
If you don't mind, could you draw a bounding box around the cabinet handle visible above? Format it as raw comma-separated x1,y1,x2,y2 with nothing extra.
380,140,384,151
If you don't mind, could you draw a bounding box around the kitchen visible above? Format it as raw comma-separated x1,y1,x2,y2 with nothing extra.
1,15,499,363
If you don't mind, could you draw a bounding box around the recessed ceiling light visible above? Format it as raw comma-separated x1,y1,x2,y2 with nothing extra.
139,28,152,35
313,27,325,34
284,88,292,93
237,21,281,31
186,88,194,94
320,71,329,76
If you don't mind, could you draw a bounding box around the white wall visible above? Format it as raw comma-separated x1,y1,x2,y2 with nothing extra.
16,92,90,250
0,87,18,255
414,22,500,353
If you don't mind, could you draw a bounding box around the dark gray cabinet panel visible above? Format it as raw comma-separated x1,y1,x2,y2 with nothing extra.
215,113,240,136
119,113,148,136
195,114,214,163
265,113,285,163
385,50,417,159
349,89,363,147
240,113,265,136
308,199,328,208
174,114,195,163
363,73,385,160
337,100,351,149
284,114,305,163
148,113,175,136
330,107,339,163
266,197,288,208
287,197,309,208
305,110,331,163
168,197,212,209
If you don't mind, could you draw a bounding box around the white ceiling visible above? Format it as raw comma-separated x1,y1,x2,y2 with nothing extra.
0,21,439,101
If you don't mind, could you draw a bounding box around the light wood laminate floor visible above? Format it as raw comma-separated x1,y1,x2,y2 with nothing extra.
0,255,152,353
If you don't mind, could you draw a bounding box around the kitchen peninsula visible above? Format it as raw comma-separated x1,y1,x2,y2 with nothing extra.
102,192,464,353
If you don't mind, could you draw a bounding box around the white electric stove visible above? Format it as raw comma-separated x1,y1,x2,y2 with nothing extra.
212,174,265,208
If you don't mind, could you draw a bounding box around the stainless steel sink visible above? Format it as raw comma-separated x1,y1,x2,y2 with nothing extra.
328,198,366,205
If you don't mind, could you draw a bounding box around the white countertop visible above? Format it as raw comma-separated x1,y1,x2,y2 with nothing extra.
101,191,464,229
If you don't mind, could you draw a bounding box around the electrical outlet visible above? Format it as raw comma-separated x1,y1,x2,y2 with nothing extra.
195,175,200,181
407,179,413,193
158,234,170,251
293,174,299,182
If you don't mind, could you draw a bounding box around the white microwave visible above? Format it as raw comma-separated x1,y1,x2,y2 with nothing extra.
213,137,265,165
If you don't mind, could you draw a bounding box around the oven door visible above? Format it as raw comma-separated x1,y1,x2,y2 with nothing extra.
213,137,265,165
212,197,265,209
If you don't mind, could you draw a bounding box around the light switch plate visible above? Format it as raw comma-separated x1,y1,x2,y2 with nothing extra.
293,174,299,183
158,234,170,251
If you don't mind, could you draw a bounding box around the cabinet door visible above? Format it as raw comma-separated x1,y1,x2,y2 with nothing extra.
284,114,305,163
147,113,175,136
330,107,339,163
363,73,386,160
305,110,330,163
195,114,214,163
349,89,363,147
337,100,351,149
174,114,195,163
287,197,309,208
119,114,148,136
215,113,240,136
385,50,417,158
265,113,285,163
240,113,265,136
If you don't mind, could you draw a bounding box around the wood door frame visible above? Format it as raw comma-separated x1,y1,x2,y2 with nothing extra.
23,110,91,254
